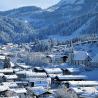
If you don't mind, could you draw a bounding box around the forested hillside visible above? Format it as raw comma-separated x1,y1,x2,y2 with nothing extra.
0,0,98,43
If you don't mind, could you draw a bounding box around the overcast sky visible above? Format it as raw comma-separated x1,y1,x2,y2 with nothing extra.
0,0,60,11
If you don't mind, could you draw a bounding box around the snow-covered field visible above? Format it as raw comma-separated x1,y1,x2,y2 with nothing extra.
81,68,98,81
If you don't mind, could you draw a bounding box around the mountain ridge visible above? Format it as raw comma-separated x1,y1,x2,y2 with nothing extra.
0,0,98,43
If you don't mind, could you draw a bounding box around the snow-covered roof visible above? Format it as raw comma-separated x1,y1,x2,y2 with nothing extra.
0,73,4,77
56,75,87,81
0,55,5,60
1,52,12,56
47,54,67,59
16,63,31,69
5,96,19,98
26,72,47,78
34,67,44,71
13,68,22,72
16,70,47,78
16,81,28,84
65,68,80,73
0,85,9,92
16,69,32,74
44,68,63,74
70,87,98,97
65,81,98,87
0,68,14,73
28,87,51,96
2,82,18,88
69,87,84,94
10,61,15,67
10,88,27,94
73,51,89,60
4,74,18,80
16,70,27,75
34,81,49,87
47,54,55,58
48,74,58,78
26,77,50,82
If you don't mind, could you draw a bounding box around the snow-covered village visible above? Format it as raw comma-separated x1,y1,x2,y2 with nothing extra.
0,0,98,98
0,35,97,98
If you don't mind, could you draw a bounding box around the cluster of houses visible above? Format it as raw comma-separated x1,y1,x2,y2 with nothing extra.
46,46,98,69
0,57,97,98
0,43,97,98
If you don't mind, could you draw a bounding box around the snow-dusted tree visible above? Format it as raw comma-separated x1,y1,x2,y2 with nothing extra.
17,51,48,67
4,57,11,68
54,88,70,98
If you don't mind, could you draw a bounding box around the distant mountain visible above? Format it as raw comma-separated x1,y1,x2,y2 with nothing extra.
48,0,98,15
0,0,98,43
45,0,98,36
0,6,49,29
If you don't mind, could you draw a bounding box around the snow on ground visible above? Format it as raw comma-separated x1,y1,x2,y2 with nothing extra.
81,68,98,81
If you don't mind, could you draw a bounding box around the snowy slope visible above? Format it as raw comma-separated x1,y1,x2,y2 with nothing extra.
0,0,98,43
81,68,98,80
